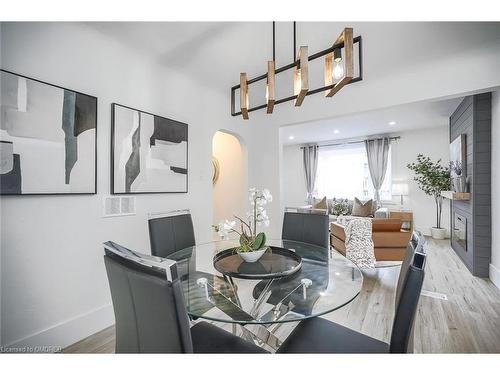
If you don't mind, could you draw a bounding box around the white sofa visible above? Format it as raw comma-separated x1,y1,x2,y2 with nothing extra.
287,203,388,223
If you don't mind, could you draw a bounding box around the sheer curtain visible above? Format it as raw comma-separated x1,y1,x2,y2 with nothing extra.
364,138,390,207
302,145,319,204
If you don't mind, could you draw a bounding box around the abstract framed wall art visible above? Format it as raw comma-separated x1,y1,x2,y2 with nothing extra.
0,70,97,195
111,103,188,194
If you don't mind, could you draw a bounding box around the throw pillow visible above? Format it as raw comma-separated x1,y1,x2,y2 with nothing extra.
314,196,328,210
351,198,373,217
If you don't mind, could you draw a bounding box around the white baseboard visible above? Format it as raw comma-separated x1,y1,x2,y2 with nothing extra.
4,304,114,352
490,263,500,290
415,227,451,239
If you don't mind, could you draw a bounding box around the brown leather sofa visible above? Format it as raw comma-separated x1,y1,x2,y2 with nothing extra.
330,218,411,261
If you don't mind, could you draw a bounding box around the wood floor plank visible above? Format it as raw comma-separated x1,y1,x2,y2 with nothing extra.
64,238,500,353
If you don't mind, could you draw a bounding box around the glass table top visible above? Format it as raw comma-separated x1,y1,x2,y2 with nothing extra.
168,239,363,325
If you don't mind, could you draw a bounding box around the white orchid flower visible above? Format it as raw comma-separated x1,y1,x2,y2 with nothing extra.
262,189,273,203
257,218,270,227
255,209,269,226
216,219,236,238
222,219,236,231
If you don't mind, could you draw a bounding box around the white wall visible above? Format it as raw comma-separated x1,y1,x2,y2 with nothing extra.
247,120,282,238
0,22,3,346
281,126,451,235
490,90,500,289
281,144,307,207
212,131,247,231
391,127,451,235
0,22,267,349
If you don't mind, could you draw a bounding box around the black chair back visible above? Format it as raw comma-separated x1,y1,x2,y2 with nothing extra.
410,230,425,253
282,212,329,248
390,234,426,353
104,241,193,353
148,211,195,258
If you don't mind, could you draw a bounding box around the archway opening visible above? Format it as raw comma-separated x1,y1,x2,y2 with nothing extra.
212,130,248,238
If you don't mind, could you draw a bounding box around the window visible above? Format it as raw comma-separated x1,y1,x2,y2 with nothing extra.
315,143,392,201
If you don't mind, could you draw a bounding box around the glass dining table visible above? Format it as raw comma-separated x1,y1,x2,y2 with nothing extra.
168,238,363,349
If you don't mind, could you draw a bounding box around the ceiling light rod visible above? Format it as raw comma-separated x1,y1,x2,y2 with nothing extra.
273,21,276,62
231,35,362,117
299,136,400,149
293,21,296,61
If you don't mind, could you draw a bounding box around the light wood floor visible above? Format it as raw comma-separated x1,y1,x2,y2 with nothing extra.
63,238,500,353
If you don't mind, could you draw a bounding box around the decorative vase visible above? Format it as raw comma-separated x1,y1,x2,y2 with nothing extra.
238,247,268,263
452,176,468,193
431,227,446,240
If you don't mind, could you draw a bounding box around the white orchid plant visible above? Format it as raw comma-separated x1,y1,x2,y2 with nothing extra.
213,188,272,253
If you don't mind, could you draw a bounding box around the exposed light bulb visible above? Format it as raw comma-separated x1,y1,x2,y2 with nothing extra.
333,57,344,80
289,135,295,140
389,121,396,126
333,129,340,134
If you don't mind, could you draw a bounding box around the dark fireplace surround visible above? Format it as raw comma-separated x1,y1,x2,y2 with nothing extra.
449,93,492,277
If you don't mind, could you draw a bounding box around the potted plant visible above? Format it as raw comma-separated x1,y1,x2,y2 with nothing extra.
213,188,272,262
407,154,451,240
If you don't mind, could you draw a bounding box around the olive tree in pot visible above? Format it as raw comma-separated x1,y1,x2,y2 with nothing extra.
407,154,451,239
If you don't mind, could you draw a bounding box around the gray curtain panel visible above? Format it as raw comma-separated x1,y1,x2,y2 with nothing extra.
302,145,319,204
364,138,390,206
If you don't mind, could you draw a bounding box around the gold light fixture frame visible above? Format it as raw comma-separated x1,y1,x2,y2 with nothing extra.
240,72,249,120
266,61,275,113
293,46,309,107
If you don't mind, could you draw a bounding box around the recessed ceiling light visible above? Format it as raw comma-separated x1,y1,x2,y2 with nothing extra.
388,121,396,125
288,135,295,140
333,129,340,134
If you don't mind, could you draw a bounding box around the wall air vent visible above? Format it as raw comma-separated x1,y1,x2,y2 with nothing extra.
103,196,136,217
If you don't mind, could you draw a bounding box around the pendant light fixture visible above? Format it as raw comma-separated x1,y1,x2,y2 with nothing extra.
233,24,361,119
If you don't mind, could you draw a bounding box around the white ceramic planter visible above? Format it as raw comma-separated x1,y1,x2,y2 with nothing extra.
238,247,268,263
431,227,446,240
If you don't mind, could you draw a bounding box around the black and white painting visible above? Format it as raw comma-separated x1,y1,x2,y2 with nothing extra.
0,70,97,195
450,134,466,178
111,104,188,194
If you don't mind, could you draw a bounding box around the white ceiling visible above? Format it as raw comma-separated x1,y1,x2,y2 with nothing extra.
86,22,500,95
84,22,499,133
280,97,463,146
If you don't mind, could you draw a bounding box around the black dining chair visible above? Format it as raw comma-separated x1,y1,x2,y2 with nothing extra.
411,230,425,253
251,211,329,317
103,241,268,353
277,239,426,353
148,209,196,258
281,211,329,248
